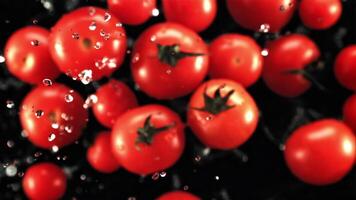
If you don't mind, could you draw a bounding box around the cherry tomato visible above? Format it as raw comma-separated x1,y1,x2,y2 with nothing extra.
111,105,185,175
20,84,88,149
157,191,200,200
299,0,342,30
4,26,60,84
23,162,66,200
49,7,127,82
187,79,259,150
209,34,263,88
343,94,356,133
93,79,138,128
334,45,356,91
162,0,217,32
87,131,120,173
131,23,208,99
284,119,356,185
108,0,156,25
262,34,320,97
226,0,297,32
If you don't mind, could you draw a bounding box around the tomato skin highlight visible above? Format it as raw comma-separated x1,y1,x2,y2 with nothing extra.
284,119,356,185
108,0,156,25
299,0,342,30
93,80,138,128
262,34,320,97
131,22,209,100
20,83,88,149
334,45,356,91
187,79,259,150
226,0,297,32
157,191,201,200
209,33,263,88
4,26,60,84
111,105,185,175
49,7,127,81
87,132,120,173
22,163,67,200
162,0,217,32
343,94,356,133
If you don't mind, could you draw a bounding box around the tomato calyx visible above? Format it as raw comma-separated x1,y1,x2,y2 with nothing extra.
194,86,235,115
157,44,204,67
136,115,175,145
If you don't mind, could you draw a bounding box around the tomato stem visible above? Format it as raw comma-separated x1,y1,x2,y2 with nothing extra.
157,44,204,67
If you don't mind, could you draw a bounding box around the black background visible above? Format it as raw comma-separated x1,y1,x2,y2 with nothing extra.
0,0,355,199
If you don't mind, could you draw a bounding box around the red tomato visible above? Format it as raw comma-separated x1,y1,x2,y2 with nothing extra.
187,79,259,150
162,0,217,32
111,105,185,175
209,34,263,88
299,0,342,30
157,191,200,200
20,84,88,149
87,132,120,173
131,22,208,99
23,163,66,200
262,34,320,97
49,7,127,82
4,26,60,84
343,94,356,133
108,0,156,25
226,0,297,32
93,80,138,128
284,119,356,185
334,45,356,91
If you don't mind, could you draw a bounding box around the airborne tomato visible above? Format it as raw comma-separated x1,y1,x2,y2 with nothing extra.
87,132,120,173
4,26,60,84
111,105,185,175
20,84,88,149
93,79,138,128
187,79,259,150
334,45,356,91
209,33,263,88
49,7,127,82
131,22,209,100
157,191,200,200
343,94,356,133
226,0,297,32
284,119,356,185
23,163,67,200
262,34,320,97
108,0,156,25
162,0,217,32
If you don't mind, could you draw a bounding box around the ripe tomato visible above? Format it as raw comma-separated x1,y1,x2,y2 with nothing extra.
226,0,297,32
187,79,259,150
93,79,138,128
162,0,217,32
4,26,60,84
23,163,66,200
262,34,320,97
20,84,88,149
299,0,342,30
108,0,156,25
49,7,127,82
209,34,263,88
131,22,208,99
111,105,185,175
87,131,120,173
334,45,356,91
284,119,356,185
343,94,356,133
157,191,200,200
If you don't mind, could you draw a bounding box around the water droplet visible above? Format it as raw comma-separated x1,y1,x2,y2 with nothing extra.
42,78,52,86
72,32,80,40
194,155,201,162
152,8,160,16
83,94,98,109
78,69,93,85
150,35,157,42
32,19,38,24
51,123,59,129
5,165,17,177
64,125,73,133
31,40,40,46
131,53,140,64
34,151,42,157
88,7,96,16
6,100,14,109
128,197,136,200
0,55,5,63
61,113,71,121
104,12,111,22
183,185,189,191
7,140,15,148
151,172,160,180
166,69,172,74
89,21,97,31
160,171,167,177
205,116,213,121
259,24,270,33
80,174,86,181
107,59,117,68
215,176,220,180
115,22,123,27
64,94,74,103
261,49,269,57
35,110,44,118
126,50,131,54
280,5,286,12
51,145,59,153
48,133,56,142
94,41,102,49
279,144,286,151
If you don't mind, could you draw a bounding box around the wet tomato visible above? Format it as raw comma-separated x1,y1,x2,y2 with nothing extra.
343,94,356,133
157,191,200,200
334,45,356,91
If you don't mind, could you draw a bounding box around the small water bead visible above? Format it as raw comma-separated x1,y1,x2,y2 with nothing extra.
48,133,56,142
0,55,5,63
64,125,73,133
64,94,74,103
115,22,123,27
80,174,87,181
259,24,270,33
152,8,160,17
107,59,117,68
104,12,111,22
18,171,24,177
31,40,40,46
261,49,269,57
42,78,53,86
160,171,167,177
89,21,97,31
151,172,160,180
183,185,189,191
72,32,80,40
6,100,15,109
128,197,136,200
7,140,15,148
83,94,98,109
61,113,71,121
35,110,44,118
51,123,59,129
51,145,59,153
32,19,38,24
215,176,220,180
205,115,213,121
150,35,157,42
88,7,96,16
194,155,201,162
5,165,17,177
166,69,172,74
78,69,93,85
131,53,140,64
94,41,102,49
34,152,42,157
